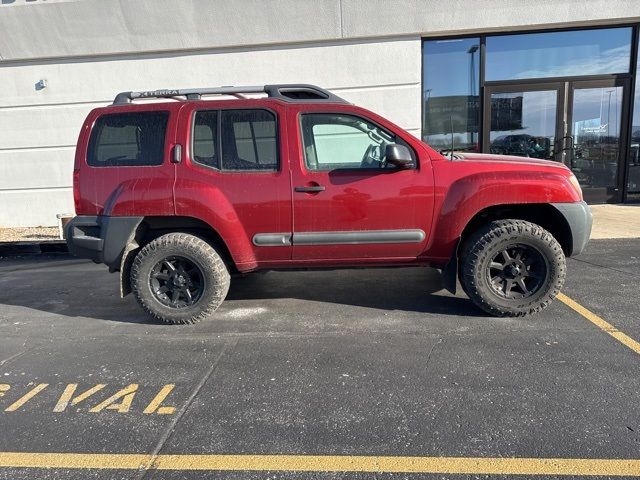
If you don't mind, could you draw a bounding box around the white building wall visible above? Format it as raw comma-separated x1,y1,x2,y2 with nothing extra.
0,38,421,226
1,0,639,226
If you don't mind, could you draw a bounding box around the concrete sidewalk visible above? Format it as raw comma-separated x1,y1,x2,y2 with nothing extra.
589,204,640,239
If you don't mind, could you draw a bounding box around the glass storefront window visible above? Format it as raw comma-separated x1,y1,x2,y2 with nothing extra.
422,38,480,152
486,27,632,81
629,39,640,201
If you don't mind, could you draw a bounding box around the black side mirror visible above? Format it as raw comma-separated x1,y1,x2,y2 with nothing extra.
385,144,413,168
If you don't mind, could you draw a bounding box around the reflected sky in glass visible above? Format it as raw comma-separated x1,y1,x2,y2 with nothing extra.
422,38,480,149
423,38,480,96
486,27,632,81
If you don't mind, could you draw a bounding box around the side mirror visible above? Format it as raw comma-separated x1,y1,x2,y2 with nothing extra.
385,144,413,168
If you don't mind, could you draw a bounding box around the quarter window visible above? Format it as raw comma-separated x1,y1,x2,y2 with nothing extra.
300,113,413,171
192,110,219,168
88,112,168,167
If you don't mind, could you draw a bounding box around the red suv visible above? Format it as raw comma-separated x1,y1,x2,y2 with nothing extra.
66,84,591,324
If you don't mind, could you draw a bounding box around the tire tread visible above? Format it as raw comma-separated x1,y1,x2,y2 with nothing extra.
130,232,230,325
460,219,566,317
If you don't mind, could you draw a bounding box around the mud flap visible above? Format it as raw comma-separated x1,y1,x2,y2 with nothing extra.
119,241,139,298
441,238,460,294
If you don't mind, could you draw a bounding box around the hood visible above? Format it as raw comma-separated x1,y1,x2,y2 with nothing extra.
452,152,570,170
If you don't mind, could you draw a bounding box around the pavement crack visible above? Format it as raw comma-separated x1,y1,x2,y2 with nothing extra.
0,340,31,370
136,337,239,478
424,337,443,372
569,257,639,278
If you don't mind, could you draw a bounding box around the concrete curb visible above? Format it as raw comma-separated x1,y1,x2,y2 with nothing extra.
0,241,69,257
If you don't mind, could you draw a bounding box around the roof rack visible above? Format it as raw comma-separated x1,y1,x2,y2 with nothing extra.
112,84,349,105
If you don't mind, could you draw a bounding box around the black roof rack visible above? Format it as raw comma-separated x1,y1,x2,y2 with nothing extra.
112,84,348,105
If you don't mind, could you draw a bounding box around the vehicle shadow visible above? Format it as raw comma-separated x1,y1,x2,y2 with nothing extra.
0,259,483,325
226,267,483,317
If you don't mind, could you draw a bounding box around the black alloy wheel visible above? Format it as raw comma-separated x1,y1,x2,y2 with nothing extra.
459,219,566,317
150,256,204,308
131,233,230,324
487,244,548,299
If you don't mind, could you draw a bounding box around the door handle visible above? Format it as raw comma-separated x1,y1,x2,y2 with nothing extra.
294,185,325,193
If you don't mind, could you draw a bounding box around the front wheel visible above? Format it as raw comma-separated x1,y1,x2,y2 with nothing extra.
460,220,566,317
131,233,230,324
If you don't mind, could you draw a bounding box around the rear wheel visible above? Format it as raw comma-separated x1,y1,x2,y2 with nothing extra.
131,233,230,324
460,219,566,317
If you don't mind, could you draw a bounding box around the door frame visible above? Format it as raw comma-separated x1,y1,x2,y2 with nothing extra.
567,77,632,203
482,81,565,162
483,74,633,203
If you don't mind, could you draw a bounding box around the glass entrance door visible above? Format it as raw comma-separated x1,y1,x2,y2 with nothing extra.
484,84,563,162
567,80,628,203
484,78,630,203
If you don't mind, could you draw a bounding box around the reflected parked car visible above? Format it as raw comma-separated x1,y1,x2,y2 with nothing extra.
490,134,551,159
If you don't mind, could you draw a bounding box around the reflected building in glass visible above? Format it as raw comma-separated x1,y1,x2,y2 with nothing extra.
423,26,637,204
423,38,480,152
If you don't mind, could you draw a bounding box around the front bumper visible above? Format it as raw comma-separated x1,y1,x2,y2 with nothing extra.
550,201,592,256
65,215,143,269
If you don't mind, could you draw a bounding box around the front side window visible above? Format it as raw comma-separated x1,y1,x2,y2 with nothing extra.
88,112,168,167
300,113,411,171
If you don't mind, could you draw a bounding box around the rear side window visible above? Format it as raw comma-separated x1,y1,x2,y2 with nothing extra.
222,110,278,171
88,112,169,167
191,109,278,171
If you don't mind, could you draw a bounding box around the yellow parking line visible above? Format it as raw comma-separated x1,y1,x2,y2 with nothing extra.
557,293,640,355
0,453,639,476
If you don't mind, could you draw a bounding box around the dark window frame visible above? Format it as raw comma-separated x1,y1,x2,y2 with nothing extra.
189,107,280,173
87,111,169,168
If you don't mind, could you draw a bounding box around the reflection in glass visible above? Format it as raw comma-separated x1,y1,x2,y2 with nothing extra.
489,90,557,160
629,42,640,201
422,38,480,152
570,86,623,202
486,27,632,81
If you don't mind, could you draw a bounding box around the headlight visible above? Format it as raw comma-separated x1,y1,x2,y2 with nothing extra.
568,174,583,201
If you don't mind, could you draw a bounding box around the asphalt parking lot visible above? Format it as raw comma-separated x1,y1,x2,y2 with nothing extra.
0,238,639,479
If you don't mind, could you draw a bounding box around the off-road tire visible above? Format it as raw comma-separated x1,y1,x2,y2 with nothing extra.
460,219,566,317
131,233,230,324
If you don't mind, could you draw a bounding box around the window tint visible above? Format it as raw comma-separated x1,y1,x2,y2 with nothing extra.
192,110,219,168
221,110,278,170
88,112,168,167
301,113,412,171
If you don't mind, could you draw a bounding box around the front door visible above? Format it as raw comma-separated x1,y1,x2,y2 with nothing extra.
484,78,630,203
484,83,563,162
567,79,628,203
289,107,433,261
